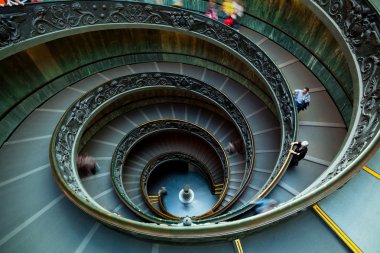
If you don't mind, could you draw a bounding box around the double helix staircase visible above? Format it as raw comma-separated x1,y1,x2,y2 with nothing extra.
74,62,283,221
0,1,379,252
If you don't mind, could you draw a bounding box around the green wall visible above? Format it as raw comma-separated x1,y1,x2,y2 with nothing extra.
0,29,273,145
242,0,352,95
0,28,266,119
177,0,354,100
167,0,353,123
0,0,357,142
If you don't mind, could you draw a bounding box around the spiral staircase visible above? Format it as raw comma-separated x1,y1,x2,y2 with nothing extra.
0,1,379,252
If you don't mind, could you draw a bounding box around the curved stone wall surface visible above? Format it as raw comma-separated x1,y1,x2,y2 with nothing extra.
0,28,265,120
243,0,353,98
168,0,353,123
0,0,357,130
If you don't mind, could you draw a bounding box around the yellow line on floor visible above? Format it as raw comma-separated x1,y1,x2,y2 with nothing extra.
362,166,380,180
234,239,244,253
313,204,363,253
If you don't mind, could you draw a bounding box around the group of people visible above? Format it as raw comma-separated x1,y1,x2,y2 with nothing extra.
205,0,244,29
0,0,23,6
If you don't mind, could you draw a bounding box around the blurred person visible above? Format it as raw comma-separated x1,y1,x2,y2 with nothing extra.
205,0,218,20
0,0,24,6
252,198,278,214
224,15,235,27
222,0,234,16
77,153,100,177
226,139,244,154
233,0,244,17
232,0,244,29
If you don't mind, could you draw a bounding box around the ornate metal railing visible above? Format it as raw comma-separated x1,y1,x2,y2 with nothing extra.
50,71,258,224
0,1,296,139
307,0,380,187
191,0,380,236
3,0,296,219
111,120,229,222
192,142,298,223
14,0,303,240
48,1,379,241
141,152,218,196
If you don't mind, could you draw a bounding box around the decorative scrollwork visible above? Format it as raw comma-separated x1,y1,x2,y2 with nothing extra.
52,72,257,223
2,2,295,203
32,3,98,36
316,0,380,52
106,3,164,24
26,0,300,227
310,0,380,188
112,120,229,201
0,12,26,47
163,10,196,30
11,1,294,143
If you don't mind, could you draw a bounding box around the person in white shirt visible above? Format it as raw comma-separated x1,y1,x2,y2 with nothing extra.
231,0,244,29
293,87,310,112
232,0,244,17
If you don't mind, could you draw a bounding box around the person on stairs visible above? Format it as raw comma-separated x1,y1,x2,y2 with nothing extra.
205,0,219,20
289,141,309,166
77,153,100,177
251,198,278,214
293,87,310,112
226,139,244,154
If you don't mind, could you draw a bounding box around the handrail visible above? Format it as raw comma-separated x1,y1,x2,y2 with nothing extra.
149,196,181,221
5,1,295,217
186,0,353,110
0,51,273,147
91,72,255,222
0,0,353,126
192,142,298,223
157,194,180,220
256,143,297,199
192,0,380,235
141,152,218,192
42,1,299,239
68,70,253,223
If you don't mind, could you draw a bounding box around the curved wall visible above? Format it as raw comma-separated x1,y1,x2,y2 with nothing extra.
0,0,357,140
0,0,378,244
0,28,276,145
0,29,265,117
173,0,354,123
238,1,353,96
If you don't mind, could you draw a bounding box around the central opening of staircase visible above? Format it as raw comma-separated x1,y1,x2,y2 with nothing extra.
148,160,219,217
